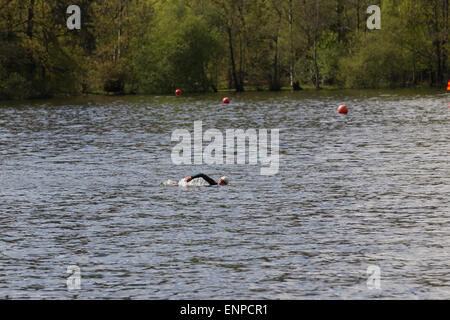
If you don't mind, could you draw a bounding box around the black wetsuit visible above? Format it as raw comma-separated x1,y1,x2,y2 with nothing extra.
191,173,217,185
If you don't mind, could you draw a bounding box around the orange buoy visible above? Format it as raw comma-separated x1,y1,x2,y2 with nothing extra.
222,97,230,104
447,80,450,91
175,89,182,96
338,105,348,114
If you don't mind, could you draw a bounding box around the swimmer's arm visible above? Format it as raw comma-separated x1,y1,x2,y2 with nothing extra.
190,173,217,185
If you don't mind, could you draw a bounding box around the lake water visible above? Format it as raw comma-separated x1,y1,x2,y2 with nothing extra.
0,89,449,299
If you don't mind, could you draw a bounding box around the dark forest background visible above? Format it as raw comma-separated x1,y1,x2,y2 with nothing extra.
0,0,448,100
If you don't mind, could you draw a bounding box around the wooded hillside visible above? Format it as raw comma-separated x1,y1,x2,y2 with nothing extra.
0,0,448,99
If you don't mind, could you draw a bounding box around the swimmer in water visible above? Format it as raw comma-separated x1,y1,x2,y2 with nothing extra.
184,173,229,186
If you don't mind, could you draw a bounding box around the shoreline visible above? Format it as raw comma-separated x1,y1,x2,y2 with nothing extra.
0,86,447,104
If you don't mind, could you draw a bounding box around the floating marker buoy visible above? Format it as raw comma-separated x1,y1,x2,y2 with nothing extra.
447,80,450,91
338,105,348,114
222,97,230,104
175,89,182,96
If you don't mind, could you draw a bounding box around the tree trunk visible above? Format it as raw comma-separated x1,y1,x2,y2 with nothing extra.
313,0,320,89
433,0,442,86
270,3,282,91
238,34,244,89
442,0,448,82
271,36,281,91
289,0,294,88
336,0,344,42
227,26,243,92
356,0,360,32
237,2,246,90
27,0,34,39
117,0,123,62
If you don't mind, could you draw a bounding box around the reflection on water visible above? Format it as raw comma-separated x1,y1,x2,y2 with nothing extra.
0,89,449,299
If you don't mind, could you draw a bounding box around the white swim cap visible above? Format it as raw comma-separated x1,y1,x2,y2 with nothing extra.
220,176,229,184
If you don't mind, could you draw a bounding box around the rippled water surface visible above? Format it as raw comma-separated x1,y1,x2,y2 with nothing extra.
0,89,449,299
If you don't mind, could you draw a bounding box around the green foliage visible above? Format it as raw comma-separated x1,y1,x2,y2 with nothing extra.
317,31,344,86
0,39,29,99
338,33,408,88
98,61,129,93
0,69,30,100
0,0,448,100
135,2,223,93
337,0,448,88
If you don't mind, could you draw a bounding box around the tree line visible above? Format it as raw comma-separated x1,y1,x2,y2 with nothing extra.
0,0,448,100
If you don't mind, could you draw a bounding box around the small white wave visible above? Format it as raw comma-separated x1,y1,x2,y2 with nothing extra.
177,178,211,187
163,178,213,187
162,179,178,186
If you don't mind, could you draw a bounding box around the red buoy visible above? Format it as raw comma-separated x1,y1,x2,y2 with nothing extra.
175,89,182,96
338,105,348,114
222,97,230,104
